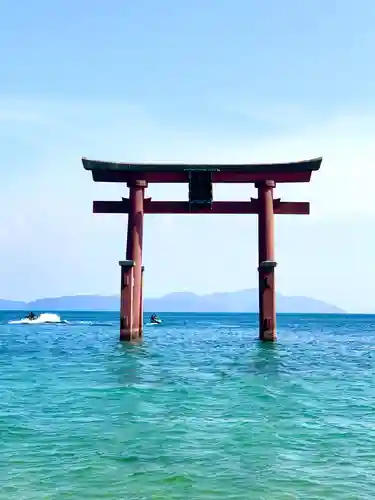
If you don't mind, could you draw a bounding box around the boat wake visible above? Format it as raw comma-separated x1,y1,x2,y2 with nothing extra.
8,313,67,325
72,321,113,326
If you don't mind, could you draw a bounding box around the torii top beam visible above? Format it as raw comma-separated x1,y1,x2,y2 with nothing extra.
82,157,322,184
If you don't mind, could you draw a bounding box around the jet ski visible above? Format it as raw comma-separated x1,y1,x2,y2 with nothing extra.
8,313,64,325
150,314,162,325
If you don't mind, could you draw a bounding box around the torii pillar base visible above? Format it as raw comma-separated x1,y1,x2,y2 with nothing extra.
119,260,141,342
139,265,145,334
258,260,277,341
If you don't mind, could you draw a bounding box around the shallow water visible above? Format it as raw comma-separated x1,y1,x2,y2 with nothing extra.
1,311,374,499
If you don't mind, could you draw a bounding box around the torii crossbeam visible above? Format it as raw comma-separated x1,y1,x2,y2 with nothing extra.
83,157,322,342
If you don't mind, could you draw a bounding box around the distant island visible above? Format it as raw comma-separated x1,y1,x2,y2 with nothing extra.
0,289,345,313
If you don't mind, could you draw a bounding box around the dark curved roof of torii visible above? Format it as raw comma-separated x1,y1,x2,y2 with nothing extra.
82,157,322,173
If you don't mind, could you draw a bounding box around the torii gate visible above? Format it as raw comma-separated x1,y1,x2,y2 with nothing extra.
82,157,321,342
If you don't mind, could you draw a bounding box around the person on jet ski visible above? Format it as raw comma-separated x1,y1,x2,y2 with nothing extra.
150,314,158,323
27,312,36,320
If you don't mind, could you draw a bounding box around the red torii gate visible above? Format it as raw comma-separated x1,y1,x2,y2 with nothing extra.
82,157,322,342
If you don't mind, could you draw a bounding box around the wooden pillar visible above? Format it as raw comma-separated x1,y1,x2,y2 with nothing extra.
119,260,134,341
256,180,277,341
124,180,147,341
140,266,145,335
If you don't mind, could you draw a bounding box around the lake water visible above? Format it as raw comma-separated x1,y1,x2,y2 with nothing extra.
1,311,374,499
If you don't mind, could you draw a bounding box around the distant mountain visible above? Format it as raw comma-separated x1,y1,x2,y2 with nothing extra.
0,290,345,313
144,290,344,313
0,299,26,310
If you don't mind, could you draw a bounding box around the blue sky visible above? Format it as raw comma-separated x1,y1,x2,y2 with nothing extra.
1,0,375,312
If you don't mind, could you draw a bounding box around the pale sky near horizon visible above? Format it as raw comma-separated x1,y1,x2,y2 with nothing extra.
1,0,375,312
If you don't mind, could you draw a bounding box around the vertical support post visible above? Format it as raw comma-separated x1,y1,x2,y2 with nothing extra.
124,180,147,341
139,266,145,335
256,180,277,341
119,260,134,341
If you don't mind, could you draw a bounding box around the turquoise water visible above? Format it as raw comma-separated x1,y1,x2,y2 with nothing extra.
1,311,375,499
